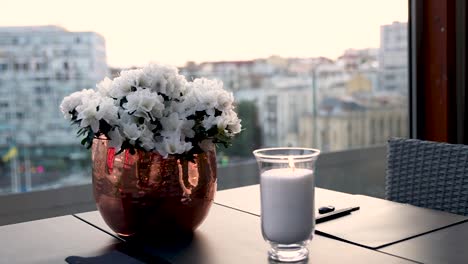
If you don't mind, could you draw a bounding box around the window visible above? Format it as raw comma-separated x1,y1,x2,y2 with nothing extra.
35,98,43,107
0,1,408,203
34,63,45,72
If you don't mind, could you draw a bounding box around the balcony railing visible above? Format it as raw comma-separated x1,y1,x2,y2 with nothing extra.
0,145,386,226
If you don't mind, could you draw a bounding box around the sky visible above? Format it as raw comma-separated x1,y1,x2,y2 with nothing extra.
1,0,407,68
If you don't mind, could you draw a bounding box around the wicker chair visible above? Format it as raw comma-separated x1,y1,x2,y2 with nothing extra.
386,138,468,216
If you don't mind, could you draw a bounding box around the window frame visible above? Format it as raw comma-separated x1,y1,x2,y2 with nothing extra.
409,0,467,143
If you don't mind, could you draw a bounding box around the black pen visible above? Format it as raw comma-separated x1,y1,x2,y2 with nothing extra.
316,206,360,224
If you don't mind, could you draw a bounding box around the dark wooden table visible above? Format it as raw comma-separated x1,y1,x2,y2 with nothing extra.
215,185,468,264
1,185,467,263
379,220,468,263
0,215,146,264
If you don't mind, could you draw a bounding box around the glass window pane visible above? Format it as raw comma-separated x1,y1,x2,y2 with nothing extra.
0,0,408,194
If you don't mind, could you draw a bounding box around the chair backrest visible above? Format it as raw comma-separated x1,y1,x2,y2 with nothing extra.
386,138,468,216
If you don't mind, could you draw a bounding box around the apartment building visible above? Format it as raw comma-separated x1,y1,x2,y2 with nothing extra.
0,26,108,146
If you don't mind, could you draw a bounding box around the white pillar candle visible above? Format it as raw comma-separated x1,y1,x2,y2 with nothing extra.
260,168,314,244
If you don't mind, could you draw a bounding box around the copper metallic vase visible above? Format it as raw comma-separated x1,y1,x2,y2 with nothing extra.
91,138,217,238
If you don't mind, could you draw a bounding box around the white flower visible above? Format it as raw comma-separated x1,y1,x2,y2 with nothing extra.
124,89,165,118
217,110,242,135
186,79,219,110
60,92,82,118
60,89,97,118
202,115,217,130
139,125,156,151
156,131,193,158
228,120,242,134
158,113,194,139
119,110,139,125
122,123,142,142
181,78,235,118
108,69,143,98
216,90,235,111
150,103,165,119
76,96,101,132
61,62,241,158
96,97,119,125
181,119,195,138
108,127,124,151
96,77,113,97
141,63,187,98
160,112,184,131
175,96,197,116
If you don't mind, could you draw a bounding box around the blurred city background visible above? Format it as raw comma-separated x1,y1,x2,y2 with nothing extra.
0,1,408,195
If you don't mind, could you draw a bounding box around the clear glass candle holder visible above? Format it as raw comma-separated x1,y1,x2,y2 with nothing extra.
253,147,320,263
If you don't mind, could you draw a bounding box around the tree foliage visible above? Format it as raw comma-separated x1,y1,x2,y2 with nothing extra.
221,101,262,157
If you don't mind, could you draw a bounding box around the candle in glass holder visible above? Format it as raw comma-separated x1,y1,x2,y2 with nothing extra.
260,167,314,244
254,147,319,262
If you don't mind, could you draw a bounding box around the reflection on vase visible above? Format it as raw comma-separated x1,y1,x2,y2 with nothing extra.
92,138,217,238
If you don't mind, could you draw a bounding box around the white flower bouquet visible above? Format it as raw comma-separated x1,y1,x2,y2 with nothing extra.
60,63,241,159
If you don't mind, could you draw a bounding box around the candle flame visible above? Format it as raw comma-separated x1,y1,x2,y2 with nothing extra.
288,156,295,171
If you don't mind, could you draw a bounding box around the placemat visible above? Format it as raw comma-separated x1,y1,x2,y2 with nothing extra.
316,195,468,249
